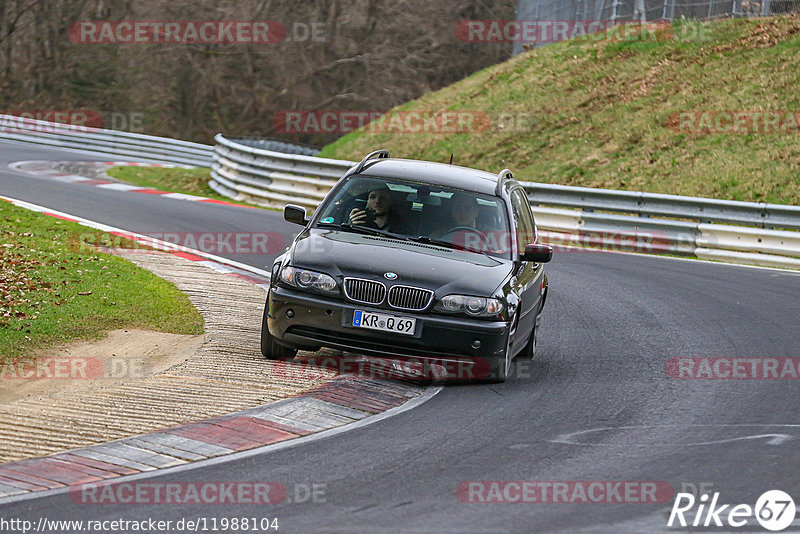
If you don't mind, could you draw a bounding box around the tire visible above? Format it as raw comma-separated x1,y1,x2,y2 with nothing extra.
480,318,516,383
260,304,297,360
518,308,542,362
519,290,546,361
517,323,537,361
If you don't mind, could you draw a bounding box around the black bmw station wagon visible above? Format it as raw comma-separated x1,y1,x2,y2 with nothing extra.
262,150,552,382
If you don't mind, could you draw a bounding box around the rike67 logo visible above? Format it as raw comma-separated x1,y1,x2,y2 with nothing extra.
668,490,796,531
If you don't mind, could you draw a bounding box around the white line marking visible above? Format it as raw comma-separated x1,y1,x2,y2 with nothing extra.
548,424,800,446
688,434,792,446
95,183,147,191
161,192,207,201
0,195,271,279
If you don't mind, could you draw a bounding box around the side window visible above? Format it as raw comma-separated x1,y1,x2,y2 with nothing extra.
510,189,537,250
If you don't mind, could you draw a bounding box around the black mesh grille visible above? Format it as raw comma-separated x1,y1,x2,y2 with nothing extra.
388,285,433,311
343,278,386,305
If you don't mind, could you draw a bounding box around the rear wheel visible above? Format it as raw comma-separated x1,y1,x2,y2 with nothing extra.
260,304,297,360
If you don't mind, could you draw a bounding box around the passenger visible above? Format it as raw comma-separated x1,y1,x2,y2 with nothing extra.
348,185,408,234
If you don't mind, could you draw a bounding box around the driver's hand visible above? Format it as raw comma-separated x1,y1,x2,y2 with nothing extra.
349,208,366,225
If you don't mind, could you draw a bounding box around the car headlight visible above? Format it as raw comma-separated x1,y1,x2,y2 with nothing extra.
280,266,337,293
436,295,505,317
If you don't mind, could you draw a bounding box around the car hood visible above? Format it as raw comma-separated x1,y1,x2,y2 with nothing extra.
288,229,513,296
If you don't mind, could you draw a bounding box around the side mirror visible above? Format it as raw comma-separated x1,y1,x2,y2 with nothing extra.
521,243,553,263
284,204,309,226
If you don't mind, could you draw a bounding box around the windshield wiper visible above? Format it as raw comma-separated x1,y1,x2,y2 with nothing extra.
317,222,410,241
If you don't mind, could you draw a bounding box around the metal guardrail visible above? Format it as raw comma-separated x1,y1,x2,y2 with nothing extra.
233,138,321,157
210,137,800,269
13,118,792,268
0,114,213,167
210,134,351,209
519,182,800,231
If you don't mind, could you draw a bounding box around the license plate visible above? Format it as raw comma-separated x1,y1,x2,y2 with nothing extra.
352,310,416,336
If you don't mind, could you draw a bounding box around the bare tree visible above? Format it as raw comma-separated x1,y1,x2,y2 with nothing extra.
1,0,514,144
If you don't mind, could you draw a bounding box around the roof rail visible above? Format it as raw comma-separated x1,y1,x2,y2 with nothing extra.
351,149,390,175
496,168,513,195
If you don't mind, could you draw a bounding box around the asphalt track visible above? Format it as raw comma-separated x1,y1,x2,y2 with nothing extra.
1,140,800,533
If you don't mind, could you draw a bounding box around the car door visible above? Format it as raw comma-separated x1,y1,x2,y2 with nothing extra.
509,188,544,350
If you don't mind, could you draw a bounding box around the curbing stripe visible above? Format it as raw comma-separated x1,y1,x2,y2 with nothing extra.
240,418,312,437
0,467,66,488
95,183,147,191
199,198,253,208
70,450,154,472
76,179,114,186
132,188,169,195
129,434,234,458
0,382,443,504
87,443,186,469
11,160,260,208
162,192,207,201
53,454,139,476
124,438,207,462
212,417,300,443
241,397,368,432
0,474,50,492
0,377,431,500
170,251,206,262
0,483,25,496
170,421,293,452
0,188,437,502
38,458,114,479
41,212,78,222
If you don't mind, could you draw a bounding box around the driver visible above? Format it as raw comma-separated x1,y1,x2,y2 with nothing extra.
450,193,480,228
431,192,481,239
348,185,408,234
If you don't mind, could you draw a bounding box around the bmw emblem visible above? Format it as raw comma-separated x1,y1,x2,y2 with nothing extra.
384,272,398,280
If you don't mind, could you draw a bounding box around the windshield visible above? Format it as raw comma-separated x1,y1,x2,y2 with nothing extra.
314,176,512,259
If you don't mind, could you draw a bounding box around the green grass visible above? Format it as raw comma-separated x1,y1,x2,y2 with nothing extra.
0,201,204,361
106,166,271,209
320,15,800,205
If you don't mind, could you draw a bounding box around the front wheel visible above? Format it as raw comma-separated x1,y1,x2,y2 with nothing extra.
260,305,297,360
518,309,542,361
480,319,516,383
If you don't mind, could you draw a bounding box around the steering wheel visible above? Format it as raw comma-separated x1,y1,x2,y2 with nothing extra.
439,226,489,248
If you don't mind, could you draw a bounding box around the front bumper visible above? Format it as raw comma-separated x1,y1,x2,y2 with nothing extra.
267,285,510,364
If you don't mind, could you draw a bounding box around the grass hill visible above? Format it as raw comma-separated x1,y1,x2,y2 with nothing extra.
320,15,800,204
